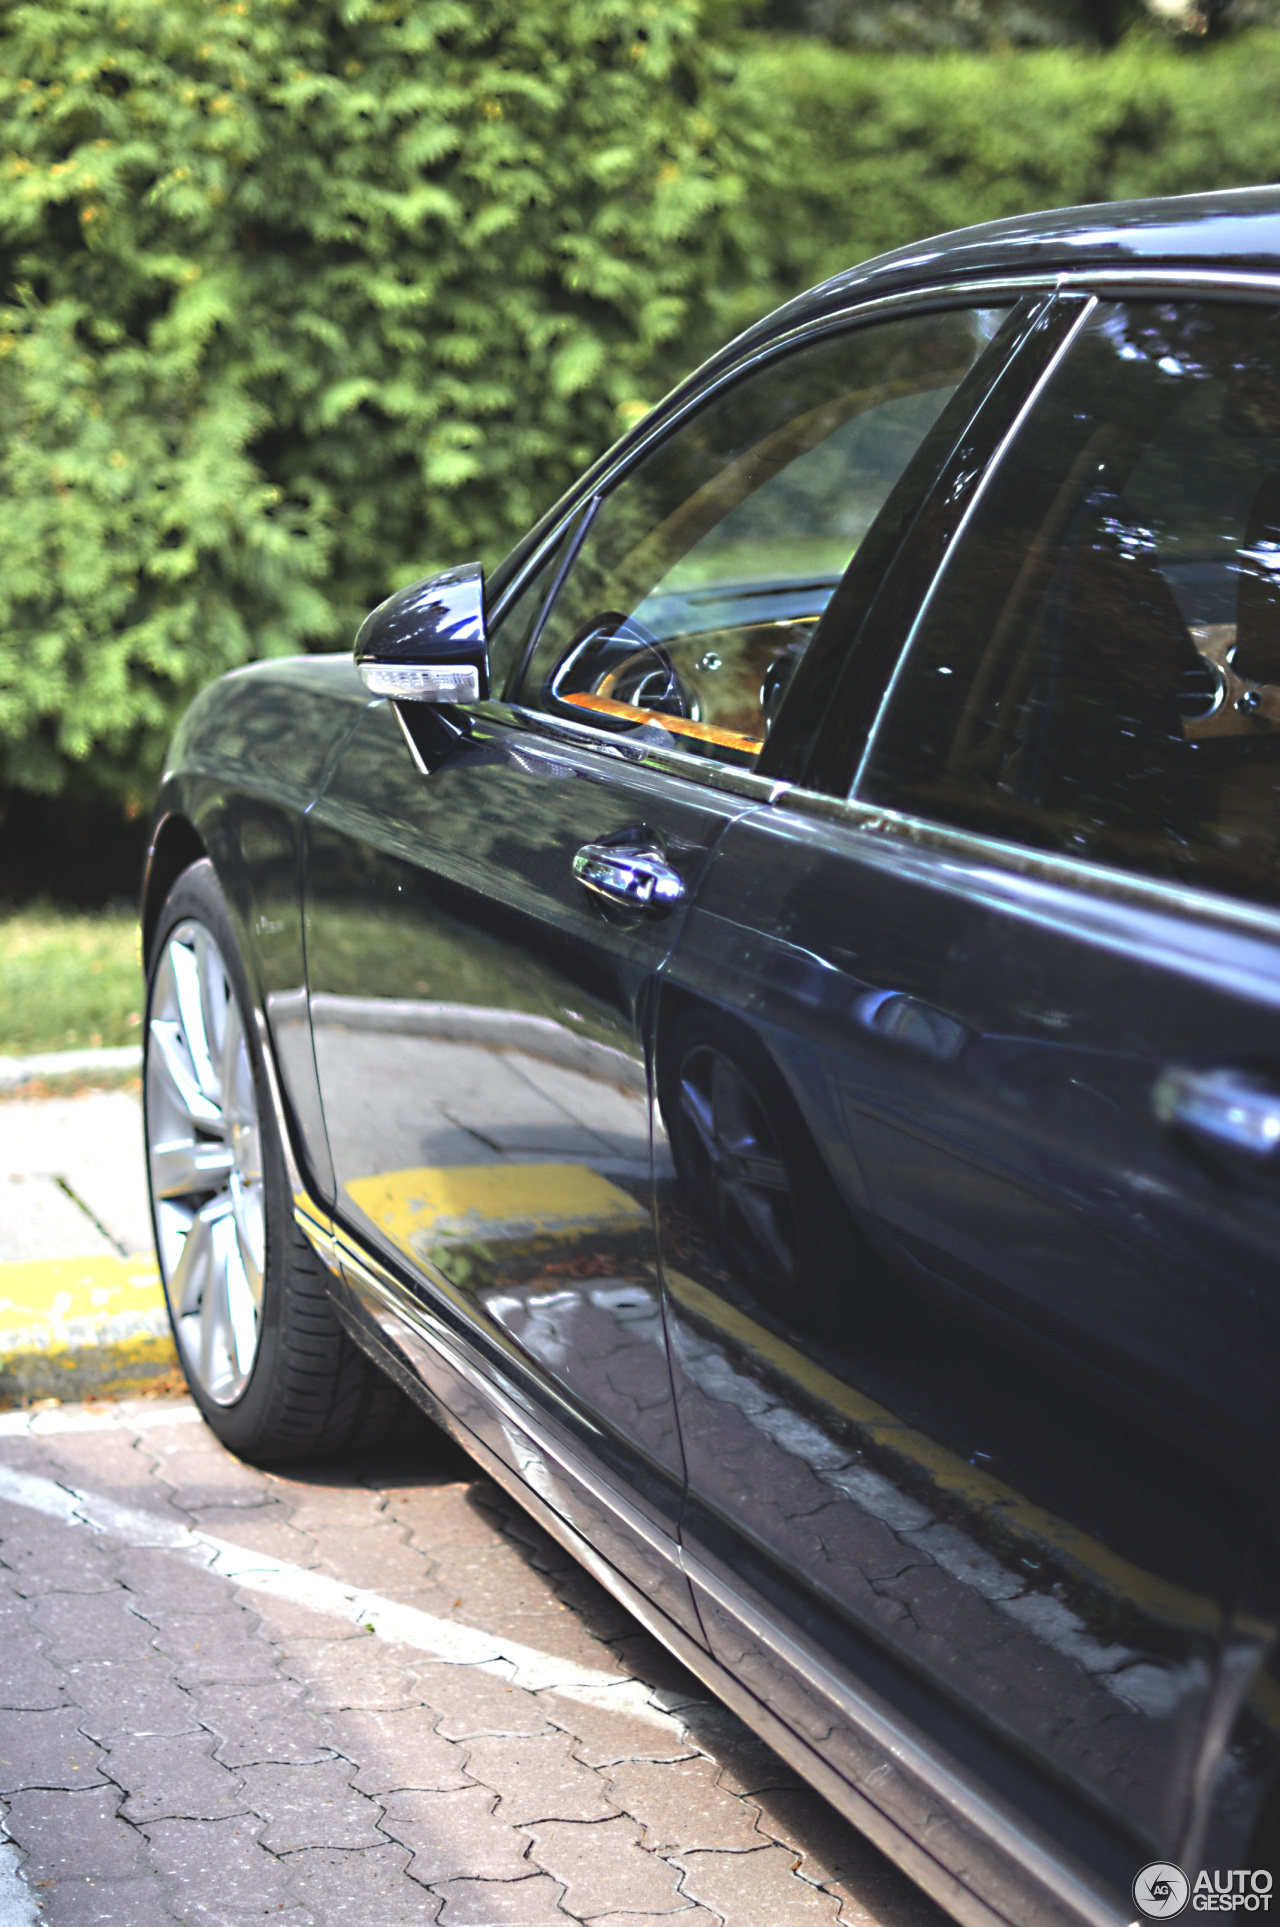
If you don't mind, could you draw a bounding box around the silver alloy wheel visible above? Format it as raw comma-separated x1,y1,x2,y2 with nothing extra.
145,919,266,1404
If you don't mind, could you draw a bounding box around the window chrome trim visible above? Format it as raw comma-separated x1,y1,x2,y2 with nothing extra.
1056,267,1280,300
487,265,1280,638
484,275,1054,638
850,295,1098,796
470,698,790,806
779,788,1280,952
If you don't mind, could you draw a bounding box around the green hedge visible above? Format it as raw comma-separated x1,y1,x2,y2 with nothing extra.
732,32,1280,301
2,6,1280,804
0,0,771,800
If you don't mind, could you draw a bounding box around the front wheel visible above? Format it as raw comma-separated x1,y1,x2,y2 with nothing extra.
144,858,409,1461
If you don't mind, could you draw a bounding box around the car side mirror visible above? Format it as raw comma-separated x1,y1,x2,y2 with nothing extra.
354,561,488,702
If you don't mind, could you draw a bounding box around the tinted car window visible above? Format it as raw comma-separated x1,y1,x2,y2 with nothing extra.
860,298,1280,907
515,309,1004,769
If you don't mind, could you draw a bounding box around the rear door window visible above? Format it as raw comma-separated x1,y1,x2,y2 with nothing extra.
858,297,1280,907
512,309,1005,769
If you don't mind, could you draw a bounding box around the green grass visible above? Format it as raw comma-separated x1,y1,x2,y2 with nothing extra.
0,908,142,1056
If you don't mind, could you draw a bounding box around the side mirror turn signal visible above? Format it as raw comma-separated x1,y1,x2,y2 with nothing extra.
354,561,488,703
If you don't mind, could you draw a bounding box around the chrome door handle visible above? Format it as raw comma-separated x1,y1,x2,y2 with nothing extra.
1153,1064,1280,1161
572,841,685,916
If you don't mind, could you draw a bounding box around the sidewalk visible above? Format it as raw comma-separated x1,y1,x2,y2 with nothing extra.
0,1086,176,1405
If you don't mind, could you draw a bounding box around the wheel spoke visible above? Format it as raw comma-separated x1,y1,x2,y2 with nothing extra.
195,926,230,1078
148,1018,222,1130
679,1073,719,1164
224,1234,259,1377
727,1178,794,1278
167,1204,217,1320
200,1214,236,1392
145,913,267,1405
149,1136,234,1200
735,1149,788,1191
170,937,221,1105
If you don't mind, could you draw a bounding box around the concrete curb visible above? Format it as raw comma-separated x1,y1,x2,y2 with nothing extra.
0,1046,142,1093
0,1255,179,1406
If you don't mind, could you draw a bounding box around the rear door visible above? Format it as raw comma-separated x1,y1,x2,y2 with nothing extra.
657,290,1280,1884
304,298,1011,1634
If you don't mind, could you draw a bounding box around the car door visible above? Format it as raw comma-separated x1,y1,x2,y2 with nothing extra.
656,288,1280,1892
303,298,1019,1644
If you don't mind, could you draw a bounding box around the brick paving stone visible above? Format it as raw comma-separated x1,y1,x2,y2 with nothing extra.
833,1879,952,1927
31,1588,158,1665
266,1478,389,1534
285,1843,443,1925
5,1785,147,1878
0,1401,942,1927
499,1610,635,1678
341,1708,474,1795
541,1687,693,1769
550,1570,638,1642
411,1663,554,1740
379,1785,534,1886
382,1486,508,1559
584,1914,720,1927
673,1844,846,1925
605,1756,765,1854
232,1590,365,1644
430,1545,566,1624
463,1731,618,1825
0,1633,68,1710
430,1873,570,1926
0,1707,107,1792
32,1433,155,1492
142,1813,297,1913
149,1608,282,1686
287,1635,425,1711
0,1512,120,1596
0,1584,36,1629
239,1758,386,1852
183,1506,316,1565
750,1786,917,1891
114,1548,236,1616
192,1679,339,1768
38,1874,182,1926
606,1634,707,1701
105,1731,247,1824
146,1447,275,1513
67,1656,200,1743
308,1523,441,1596
526,1816,688,1917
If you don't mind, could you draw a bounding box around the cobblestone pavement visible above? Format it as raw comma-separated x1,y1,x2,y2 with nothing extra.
0,1397,949,1927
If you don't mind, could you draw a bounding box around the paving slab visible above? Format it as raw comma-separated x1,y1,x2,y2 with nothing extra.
0,1088,175,1404
0,1398,950,1926
0,1088,952,1925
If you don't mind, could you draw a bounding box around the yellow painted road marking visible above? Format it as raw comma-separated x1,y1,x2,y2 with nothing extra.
0,1255,177,1407
0,1255,164,1338
346,1162,647,1257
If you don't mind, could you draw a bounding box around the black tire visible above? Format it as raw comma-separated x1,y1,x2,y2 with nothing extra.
144,858,415,1462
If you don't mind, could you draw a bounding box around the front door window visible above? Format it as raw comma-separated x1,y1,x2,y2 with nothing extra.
515,309,1005,767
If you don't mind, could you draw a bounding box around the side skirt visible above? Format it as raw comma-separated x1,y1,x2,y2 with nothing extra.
294,1195,1127,1927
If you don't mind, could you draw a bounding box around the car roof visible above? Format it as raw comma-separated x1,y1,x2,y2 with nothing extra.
490,186,1280,603
737,184,1280,352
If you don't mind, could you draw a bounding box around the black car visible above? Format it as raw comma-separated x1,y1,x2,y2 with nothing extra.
142,186,1280,1926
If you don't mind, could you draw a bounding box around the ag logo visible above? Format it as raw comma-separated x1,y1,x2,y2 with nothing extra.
1133,1863,1190,1918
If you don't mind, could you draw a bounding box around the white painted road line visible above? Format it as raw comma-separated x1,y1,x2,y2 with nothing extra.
0,1459,682,1729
